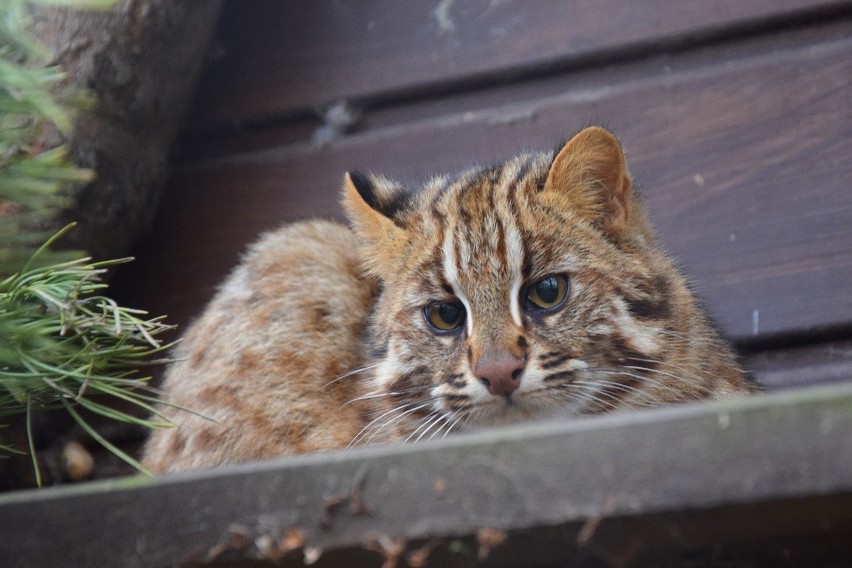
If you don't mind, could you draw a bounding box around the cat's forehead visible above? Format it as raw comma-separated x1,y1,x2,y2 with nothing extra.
427,151,549,202
403,155,617,294
412,153,543,231
402,154,550,290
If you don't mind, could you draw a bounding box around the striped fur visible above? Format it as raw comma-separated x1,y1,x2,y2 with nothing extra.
143,127,753,472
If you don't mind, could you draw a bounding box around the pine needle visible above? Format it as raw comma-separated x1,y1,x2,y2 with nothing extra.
26,397,42,487
0,228,175,475
0,0,174,482
60,398,153,476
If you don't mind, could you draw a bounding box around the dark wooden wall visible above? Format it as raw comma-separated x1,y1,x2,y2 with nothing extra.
114,0,852,388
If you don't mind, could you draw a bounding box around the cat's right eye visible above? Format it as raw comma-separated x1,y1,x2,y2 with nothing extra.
424,301,466,332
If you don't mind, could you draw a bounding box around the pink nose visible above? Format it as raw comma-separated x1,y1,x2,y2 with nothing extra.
473,354,525,397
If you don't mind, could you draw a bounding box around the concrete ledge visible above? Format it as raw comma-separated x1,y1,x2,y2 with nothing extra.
3,383,852,567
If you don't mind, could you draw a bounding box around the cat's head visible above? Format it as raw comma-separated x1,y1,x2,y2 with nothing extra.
343,127,720,442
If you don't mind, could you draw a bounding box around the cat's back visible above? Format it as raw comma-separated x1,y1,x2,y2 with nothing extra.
143,220,379,473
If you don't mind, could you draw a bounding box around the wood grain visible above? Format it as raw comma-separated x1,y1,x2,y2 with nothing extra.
188,0,851,128
116,29,852,345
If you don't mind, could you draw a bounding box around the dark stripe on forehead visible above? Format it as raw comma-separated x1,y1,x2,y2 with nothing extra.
434,219,445,250
429,183,447,212
457,199,472,227
495,216,507,266
429,199,446,230
486,179,495,213
453,235,465,277
506,160,532,206
502,159,532,280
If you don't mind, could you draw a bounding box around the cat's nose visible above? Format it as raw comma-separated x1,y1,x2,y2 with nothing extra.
474,353,524,397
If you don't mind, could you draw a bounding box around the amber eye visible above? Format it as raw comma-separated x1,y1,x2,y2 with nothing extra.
424,301,466,332
525,275,570,311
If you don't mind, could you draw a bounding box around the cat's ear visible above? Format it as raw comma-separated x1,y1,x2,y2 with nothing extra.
543,127,633,237
342,171,409,277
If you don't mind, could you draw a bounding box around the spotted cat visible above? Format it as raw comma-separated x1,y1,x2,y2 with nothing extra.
143,127,753,472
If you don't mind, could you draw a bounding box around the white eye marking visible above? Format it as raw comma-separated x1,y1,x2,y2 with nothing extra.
505,214,525,327
442,228,473,335
509,271,523,327
615,299,661,355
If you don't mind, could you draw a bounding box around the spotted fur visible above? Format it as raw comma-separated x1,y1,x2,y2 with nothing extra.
143,127,753,473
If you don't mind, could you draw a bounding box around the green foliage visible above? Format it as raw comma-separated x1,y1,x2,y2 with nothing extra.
1,226,175,476
1,0,176,483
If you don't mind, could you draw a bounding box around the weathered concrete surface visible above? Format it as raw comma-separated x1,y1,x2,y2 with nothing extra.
2,383,852,567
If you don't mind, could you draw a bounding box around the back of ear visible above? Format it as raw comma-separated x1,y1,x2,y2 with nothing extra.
543,127,634,238
341,171,409,278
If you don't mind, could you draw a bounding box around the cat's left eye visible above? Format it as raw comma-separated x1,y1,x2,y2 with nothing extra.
524,275,570,311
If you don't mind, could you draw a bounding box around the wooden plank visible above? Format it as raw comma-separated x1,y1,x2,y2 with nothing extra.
115,28,852,344
2,383,852,567
745,339,852,388
189,0,851,128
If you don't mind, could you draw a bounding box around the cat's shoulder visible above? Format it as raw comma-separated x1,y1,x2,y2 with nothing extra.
188,218,372,350
143,219,379,472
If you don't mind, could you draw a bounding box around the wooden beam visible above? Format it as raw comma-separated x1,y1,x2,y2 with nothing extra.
188,0,850,126
745,338,852,388
3,384,852,567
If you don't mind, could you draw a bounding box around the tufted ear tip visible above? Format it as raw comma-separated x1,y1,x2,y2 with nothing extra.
344,170,374,205
341,171,409,279
342,171,410,222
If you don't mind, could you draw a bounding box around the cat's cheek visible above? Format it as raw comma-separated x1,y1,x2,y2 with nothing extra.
437,374,485,398
611,299,663,357
514,368,544,396
371,354,402,391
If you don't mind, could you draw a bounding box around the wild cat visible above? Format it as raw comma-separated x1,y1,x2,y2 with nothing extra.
143,127,754,473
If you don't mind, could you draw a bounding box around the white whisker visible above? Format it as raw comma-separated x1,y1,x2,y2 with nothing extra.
624,364,705,392
626,357,705,382
572,379,663,406
440,410,464,440
348,401,422,448
597,369,689,398
341,384,433,408
412,412,447,443
404,410,442,443
569,384,621,411
362,403,432,447
430,410,457,441
323,363,380,387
